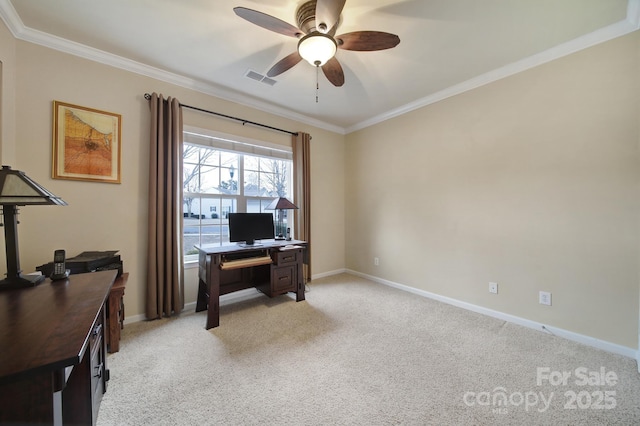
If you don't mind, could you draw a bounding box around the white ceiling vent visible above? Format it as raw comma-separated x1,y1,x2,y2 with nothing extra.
245,70,277,86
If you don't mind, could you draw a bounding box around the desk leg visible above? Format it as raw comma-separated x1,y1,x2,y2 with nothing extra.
195,276,219,329
205,276,220,330
195,278,208,312
296,258,305,302
296,284,305,302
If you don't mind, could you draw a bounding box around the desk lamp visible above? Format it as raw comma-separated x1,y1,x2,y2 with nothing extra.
265,197,298,240
0,166,67,291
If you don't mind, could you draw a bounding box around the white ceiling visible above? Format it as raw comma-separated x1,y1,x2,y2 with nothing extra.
1,0,638,134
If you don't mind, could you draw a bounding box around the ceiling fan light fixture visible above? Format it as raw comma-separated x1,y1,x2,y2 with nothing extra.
297,32,337,66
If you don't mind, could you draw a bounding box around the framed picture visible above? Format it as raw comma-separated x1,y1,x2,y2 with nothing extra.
52,101,121,183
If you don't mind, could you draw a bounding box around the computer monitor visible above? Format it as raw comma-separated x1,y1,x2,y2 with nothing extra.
228,213,274,246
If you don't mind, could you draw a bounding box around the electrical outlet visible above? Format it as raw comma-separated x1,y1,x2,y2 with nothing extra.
374,257,379,266
539,291,552,306
489,282,498,294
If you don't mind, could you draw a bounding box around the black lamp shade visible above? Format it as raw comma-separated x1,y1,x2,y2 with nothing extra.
0,166,67,206
0,166,67,291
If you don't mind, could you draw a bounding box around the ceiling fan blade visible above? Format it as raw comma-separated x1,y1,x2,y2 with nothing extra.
321,57,344,87
233,7,303,38
315,0,346,33
336,31,400,51
267,51,303,77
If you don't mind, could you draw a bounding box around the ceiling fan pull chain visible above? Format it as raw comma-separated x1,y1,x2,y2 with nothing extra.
316,64,320,103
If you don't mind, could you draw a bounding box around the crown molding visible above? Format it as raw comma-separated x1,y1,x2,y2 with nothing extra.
346,0,640,133
1,0,637,135
0,0,345,135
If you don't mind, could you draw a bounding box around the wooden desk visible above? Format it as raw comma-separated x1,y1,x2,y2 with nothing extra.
0,270,116,425
195,240,306,329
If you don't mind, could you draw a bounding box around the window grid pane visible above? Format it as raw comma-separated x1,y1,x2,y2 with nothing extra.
183,138,289,258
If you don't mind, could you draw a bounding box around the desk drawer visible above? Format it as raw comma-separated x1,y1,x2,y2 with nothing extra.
274,249,300,266
90,307,107,422
271,265,295,294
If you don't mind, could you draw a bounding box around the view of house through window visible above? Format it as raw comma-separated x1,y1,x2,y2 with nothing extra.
182,130,293,260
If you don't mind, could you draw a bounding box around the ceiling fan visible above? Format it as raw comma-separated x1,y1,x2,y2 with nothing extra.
234,0,400,87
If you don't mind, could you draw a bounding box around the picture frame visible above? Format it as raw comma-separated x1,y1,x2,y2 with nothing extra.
52,101,121,183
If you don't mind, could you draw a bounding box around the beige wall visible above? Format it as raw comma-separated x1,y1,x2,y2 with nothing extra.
0,25,345,319
346,32,640,349
0,20,16,274
0,19,15,165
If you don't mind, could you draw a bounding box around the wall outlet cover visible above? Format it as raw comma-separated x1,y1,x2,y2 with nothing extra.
539,291,552,306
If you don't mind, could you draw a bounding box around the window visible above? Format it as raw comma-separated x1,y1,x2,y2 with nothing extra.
182,129,293,260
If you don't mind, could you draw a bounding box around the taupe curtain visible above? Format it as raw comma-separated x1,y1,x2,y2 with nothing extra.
146,93,184,319
292,132,311,282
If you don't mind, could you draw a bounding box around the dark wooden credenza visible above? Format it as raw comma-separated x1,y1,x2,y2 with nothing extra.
195,240,307,329
0,269,117,425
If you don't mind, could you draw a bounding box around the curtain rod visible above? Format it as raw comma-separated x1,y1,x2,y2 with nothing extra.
144,93,298,137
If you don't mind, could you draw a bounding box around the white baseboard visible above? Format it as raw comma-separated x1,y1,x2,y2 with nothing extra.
311,268,347,280
124,313,146,325
347,269,638,360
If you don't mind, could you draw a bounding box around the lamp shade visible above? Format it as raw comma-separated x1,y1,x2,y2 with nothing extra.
265,197,298,240
297,32,337,66
0,166,67,206
0,165,67,291
265,197,298,210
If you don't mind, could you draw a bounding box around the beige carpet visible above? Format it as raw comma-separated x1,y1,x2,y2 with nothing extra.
97,273,640,425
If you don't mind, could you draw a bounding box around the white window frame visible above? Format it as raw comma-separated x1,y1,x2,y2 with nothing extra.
182,126,293,262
